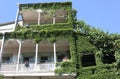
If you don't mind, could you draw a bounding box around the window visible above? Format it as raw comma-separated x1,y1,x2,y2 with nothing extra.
57,55,64,62
81,54,96,67
23,56,34,63
2,57,10,64
102,53,116,64
40,56,49,63
24,57,29,62
57,51,70,62
41,56,48,60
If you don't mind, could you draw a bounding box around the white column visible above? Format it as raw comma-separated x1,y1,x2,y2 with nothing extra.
36,9,42,25
16,40,22,71
53,15,56,24
14,5,20,31
35,43,38,70
53,42,57,70
53,42,57,63
38,13,41,25
0,33,5,70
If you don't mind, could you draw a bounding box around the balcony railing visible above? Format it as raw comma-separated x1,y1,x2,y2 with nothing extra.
1,64,16,71
1,63,55,72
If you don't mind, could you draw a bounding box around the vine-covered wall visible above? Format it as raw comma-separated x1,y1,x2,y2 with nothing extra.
74,21,120,79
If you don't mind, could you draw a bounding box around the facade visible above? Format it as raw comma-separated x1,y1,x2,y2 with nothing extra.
0,1,119,79
0,2,76,79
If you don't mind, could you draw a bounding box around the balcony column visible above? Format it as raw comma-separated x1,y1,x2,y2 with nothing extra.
16,40,22,71
34,43,38,70
14,3,20,30
53,42,57,70
38,13,41,25
36,9,43,25
53,14,56,24
0,33,5,70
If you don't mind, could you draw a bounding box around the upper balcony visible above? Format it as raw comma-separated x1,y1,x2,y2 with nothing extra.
16,2,74,30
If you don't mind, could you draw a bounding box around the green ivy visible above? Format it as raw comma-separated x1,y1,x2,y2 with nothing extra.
0,75,3,79
55,61,76,75
19,2,72,11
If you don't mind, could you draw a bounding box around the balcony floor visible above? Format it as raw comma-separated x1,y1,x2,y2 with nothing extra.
0,71,55,76
4,76,75,79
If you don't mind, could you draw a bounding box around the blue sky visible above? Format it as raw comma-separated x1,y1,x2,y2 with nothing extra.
0,0,120,33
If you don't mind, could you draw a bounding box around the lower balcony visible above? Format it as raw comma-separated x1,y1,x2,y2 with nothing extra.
1,63,55,76
0,39,71,76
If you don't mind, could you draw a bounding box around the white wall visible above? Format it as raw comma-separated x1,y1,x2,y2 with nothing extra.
0,23,15,33
0,21,23,33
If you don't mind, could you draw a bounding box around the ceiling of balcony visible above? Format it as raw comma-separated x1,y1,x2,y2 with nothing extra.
0,39,69,53
21,9,68,25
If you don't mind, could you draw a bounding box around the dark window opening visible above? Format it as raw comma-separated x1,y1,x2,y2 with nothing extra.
81,54,96,67
23,57,30,67
57,54,65,62
40,56,49,63
57,51,70,62
24,57,29,62
102,53,116,64
2,57,10,63
41,56,48,60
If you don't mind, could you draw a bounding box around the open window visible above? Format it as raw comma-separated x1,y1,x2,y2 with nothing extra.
22,53,34,63
2,57,11,64
57,53,65,62
23,57,29,62
81,54,96,67
56,39,70,62
2,54,12,64
57,51,70,62
102,53,116,64
40,56,49,63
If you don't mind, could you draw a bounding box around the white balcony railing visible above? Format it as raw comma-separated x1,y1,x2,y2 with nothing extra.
38,63,55,71
1,63,55,72
1,64,16,71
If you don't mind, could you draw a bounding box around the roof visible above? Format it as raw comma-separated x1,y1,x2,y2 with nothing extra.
0,21,15,26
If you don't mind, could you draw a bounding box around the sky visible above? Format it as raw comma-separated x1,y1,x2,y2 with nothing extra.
0,0,120,33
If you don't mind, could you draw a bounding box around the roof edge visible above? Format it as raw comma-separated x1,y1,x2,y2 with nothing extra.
0,21,15,26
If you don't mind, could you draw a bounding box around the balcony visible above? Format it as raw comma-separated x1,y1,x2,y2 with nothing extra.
1,63,55,76
0,39,70,76
18,2,72,26
1,63,55,71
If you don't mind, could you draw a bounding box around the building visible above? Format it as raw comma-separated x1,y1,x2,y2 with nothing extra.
0,2,76,79
0,1,119,79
